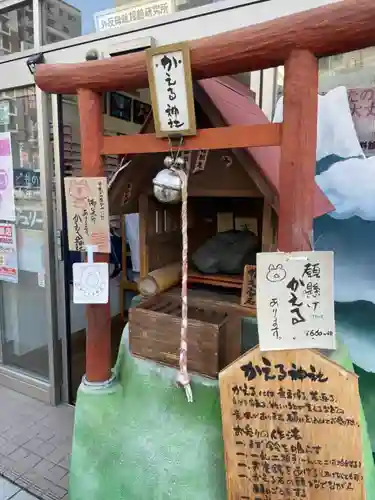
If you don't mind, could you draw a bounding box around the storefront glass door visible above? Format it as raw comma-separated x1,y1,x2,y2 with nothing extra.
0,81,60,403
0,86,50,380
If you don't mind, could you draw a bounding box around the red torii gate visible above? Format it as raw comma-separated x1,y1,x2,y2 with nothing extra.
35,0,375,384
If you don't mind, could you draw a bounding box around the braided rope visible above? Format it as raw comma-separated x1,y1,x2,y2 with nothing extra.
175,166,193,403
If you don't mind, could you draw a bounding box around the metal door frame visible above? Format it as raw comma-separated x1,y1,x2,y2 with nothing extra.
50,94,72,404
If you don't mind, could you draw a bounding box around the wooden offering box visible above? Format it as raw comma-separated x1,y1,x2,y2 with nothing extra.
129,294,228,378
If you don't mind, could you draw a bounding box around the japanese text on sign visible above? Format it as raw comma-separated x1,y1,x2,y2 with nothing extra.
147,43,196,137
64,177,110,254
256,252,335,351
219,348,364,500
348,88,375,157
95,0,173,32
0,223,18,284
241,265,257,310
16,209,43,231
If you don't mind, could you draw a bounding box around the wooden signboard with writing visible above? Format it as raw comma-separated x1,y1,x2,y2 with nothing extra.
146,42,197,138
219,347,364,500
241,264,257,311
64,177,110,253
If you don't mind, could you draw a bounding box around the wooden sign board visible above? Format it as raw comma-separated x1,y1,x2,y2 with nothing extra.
256,251,336,351
146,42,197,138
241,264,256,310
219,347,364,500
64,177,110,253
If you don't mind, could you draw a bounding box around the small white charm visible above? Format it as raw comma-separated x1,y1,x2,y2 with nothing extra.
73,262,109,304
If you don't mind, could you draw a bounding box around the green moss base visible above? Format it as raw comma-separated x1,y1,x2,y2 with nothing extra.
69,326,226,500
69,324,375,500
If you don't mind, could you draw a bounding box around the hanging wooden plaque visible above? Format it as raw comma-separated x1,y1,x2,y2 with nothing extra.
146,42,197,138
241,264,257,310
219,347,364,500
64,177,110,253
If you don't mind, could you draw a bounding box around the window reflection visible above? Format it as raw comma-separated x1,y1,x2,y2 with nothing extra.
0,86,49,380
43,0,235,40
42,0,81,45
0,2,34,56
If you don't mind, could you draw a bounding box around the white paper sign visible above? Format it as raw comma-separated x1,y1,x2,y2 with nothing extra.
0,223,18,283
256,251,335,351
94,0,173,32
147,44,196,137
73,262,109,304
64,177,110,253
38,272,45,288
0,133,15,221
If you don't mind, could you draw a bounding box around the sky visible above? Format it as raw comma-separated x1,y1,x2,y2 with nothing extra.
68,0,117,34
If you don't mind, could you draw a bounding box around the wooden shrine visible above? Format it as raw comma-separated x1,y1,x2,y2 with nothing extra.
110,79,280,290
34,0,375,385
109,76,330,376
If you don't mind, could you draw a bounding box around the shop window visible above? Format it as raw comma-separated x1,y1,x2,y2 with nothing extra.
0,86,50,380
319,47,375,159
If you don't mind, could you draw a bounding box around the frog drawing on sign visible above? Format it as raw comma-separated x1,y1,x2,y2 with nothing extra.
266,264,286,283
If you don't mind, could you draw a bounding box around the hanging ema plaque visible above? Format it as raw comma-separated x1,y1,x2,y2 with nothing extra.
64,177,110,253
256,251,335,352
146,42,197,138
241,264,257,311
219,347,364,500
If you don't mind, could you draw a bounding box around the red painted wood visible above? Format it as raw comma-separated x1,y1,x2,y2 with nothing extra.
77,88,111,383
101,124,282,155
36,0,375,94
277,50,318,252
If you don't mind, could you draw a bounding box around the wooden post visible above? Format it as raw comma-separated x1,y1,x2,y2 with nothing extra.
77,88,111,383
277,50,318,252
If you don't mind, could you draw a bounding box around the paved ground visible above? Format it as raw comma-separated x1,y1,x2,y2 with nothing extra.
0,476,39,499
0,387,74,500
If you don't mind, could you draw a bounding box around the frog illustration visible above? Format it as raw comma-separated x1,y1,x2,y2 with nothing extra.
266,264,286,283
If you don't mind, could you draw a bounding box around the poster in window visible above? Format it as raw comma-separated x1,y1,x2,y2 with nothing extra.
0,132,15,221
110,92,132,122
0,223,18,283
348,88,375,157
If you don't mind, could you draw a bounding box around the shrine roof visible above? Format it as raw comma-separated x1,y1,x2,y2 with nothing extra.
109,76,334,219
198,76,334,218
